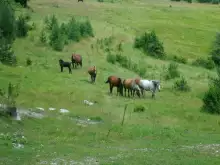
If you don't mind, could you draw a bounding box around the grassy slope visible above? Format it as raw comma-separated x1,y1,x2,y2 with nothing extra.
1,0,220,164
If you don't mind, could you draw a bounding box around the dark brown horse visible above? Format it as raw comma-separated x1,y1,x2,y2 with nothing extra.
123,78,141,98
88,66,97,83
105,75,123,96
59,59,72,74
71,53,82,69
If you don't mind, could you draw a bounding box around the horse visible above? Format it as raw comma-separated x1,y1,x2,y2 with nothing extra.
105,75,123,96
71,53,82,69
123,78,141,98
88,66,97,83
59,59,72,74
78,0,83,2
135,79,161,98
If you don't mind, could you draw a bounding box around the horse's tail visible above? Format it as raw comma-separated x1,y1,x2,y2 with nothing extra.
105,78,109,84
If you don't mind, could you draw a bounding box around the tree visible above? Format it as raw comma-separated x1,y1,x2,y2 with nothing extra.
202,32,220,114
0,0,17,65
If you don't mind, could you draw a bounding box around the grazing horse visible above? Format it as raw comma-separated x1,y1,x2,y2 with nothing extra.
105,75,123,96
71,53,82,69
123,78,141,98
59,59,72,74
135,79,161,98
88,66,97,83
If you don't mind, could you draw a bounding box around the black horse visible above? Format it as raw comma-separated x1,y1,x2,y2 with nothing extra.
59,59,72,74
78,0,83,2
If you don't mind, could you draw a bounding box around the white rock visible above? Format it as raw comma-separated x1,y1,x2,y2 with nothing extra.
60,109,69,113
49,107,56,111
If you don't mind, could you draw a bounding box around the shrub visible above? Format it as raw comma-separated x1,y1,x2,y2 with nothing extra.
16,14,29,37
164,62,180,80
211,32,220,67
0,38,17,65
134,105,145,112
26,57,32,66
202,74,220,114
67,17,81,42
212,0,219,4
171,55,187,64
0,0,16,42
191,57,215,70
44,15,58,31
14,0,28,8
49,21,64,51
173,76,191,92
106,53,116,64
0,1,17,66
39,29,47,44
79,19,94,38
134,30,165,59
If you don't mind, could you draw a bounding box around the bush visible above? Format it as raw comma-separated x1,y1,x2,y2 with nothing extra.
212,0,219,4
191,57,215,70
171,55,187,64
67,17,81,42
0,0,17,65
49,21,64,51
164,62,180,80
44,15,58,31
134,31,165,59
106,53,116,64
0,0,16,42
16,14,29,37
39,29,47,44
134,105,145,113
211,32,220,67
202,74,220,114
26,57,32,66
197,0,219,3
173,76,191,92
14,0,28,8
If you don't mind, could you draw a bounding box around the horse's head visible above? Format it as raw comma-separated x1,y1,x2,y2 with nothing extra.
93,66,97,74
59,59,63,65
153,80,161,92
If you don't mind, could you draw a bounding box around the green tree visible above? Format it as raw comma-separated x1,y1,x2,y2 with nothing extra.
0,0,17,65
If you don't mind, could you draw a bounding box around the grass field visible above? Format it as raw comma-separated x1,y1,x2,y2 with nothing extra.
1,0,220,164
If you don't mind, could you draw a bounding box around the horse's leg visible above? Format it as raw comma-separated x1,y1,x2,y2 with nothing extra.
69,66,72,74
110,84,113,94
60,66,63,72
124,88,126,97
80,61,82,67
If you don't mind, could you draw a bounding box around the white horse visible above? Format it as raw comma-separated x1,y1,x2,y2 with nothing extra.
135,79,161,98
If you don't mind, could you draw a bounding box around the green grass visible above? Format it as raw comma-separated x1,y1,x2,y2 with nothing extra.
1,0,220,164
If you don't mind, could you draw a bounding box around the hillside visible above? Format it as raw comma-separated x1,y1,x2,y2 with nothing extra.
1,0,220,164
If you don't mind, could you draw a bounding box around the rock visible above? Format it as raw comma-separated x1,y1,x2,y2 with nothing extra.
60,109,69,113
49,107,56,111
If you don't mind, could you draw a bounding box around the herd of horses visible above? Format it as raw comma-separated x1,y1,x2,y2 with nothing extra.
59,53,161,99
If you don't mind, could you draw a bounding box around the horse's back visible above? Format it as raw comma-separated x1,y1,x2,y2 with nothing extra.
140,79,154,89
72,54,82,62
109,76,121,86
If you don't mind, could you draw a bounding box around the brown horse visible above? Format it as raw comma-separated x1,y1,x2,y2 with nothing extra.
71,53,82,69
105,75,123,96
123,78,141,98
88,66,97,83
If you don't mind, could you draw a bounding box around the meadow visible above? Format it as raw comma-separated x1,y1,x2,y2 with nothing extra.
1,0,220,164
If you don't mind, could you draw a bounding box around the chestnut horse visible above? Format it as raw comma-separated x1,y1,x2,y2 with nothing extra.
88,66,97,83
105,75,123,96
123,78,141,98
71,53,82,69
59,59,72,74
